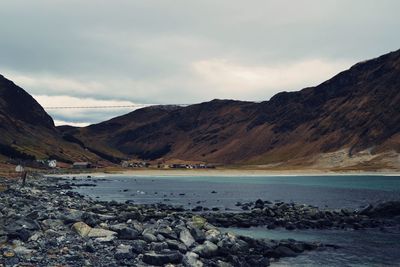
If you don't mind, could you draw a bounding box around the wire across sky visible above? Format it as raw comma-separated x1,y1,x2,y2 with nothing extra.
43,104,189,110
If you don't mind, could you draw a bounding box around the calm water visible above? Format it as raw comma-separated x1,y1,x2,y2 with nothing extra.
222,227,400,267
71,175,400,210
68,174,400,266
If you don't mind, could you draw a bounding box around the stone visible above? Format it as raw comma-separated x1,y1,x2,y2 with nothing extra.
142,252,183,266
84,242,96,253
205,229,220,243
180,229,195,248
273,246,297,257
115,244,134,260
95,235,116,243
192,241,218,258
217,260,233,267
191,216,207,229
131,239,148,253
150,241,169,251
61,209,83,224
118,227,139,240
190,227,206,243
14,246,34,256
143,233,158,243
246,256,270,266
183,252,203,267
166,239,188,253
28,232,41,242
72,222,92,237
3,250,15,258
192,206,203,212
255,199,265,209
87,228,117,238
109,223,128,232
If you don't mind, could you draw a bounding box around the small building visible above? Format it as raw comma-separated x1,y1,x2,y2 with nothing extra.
72,162,92,169
48,160,57,168
121,161,129,168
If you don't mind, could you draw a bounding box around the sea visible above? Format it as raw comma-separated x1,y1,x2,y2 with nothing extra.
67,174,400,266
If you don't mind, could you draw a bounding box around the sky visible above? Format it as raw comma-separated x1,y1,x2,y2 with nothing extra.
1,0,399,126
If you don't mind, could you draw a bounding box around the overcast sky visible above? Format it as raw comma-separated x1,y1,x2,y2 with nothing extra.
1,0,399,126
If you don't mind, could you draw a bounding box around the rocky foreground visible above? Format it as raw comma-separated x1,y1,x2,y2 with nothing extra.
1,176,399,267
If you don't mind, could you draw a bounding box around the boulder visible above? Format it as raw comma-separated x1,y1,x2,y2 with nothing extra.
142,252,183,266
87,228,117,238
143,233,158,243
205,229,220,243
273,246,297,258
72,221,117,239
192,241,218,258
190,227,206,243
114,244,134,260
191,216,207,229
166,239,188,253
183,252,203,267
366,201,400,218
72,222,92,237
150,242,169,251
117,227,139,240
131,239,148,253
180,229,195,248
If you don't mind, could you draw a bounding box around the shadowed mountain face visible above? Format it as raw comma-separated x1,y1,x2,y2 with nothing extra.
0,75,99,163
0,75,54,130
60,50,400,167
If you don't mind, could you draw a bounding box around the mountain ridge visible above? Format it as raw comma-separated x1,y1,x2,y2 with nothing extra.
0,74,101,164
59,49,400,169
1,49,399,170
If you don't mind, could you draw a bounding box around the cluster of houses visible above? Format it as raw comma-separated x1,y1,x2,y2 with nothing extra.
9,159,216,171
168,163,215,169
119,161,216,169
121,161,150,168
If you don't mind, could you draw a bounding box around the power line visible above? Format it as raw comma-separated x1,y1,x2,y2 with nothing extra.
44,104,189,110
44,105,150,109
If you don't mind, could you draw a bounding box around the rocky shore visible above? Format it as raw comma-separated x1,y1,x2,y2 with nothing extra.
200,199,400,230
1,176,399,266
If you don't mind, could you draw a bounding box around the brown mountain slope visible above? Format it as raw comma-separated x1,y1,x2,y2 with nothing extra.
60,50,400,169
0,74,99,164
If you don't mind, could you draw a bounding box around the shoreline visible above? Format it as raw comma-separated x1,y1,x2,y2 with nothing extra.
46,168,400,178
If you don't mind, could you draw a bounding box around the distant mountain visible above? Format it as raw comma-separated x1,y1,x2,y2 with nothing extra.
0,74,99,164
60,50,400,170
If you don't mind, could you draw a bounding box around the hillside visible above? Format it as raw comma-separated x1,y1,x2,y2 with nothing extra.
60,50,400,170
0,74,100,164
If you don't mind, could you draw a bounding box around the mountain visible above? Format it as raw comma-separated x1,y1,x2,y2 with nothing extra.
0,74,99,164
60,50,400,170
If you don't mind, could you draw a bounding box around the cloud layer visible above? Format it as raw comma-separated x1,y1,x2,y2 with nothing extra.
1,0,399,125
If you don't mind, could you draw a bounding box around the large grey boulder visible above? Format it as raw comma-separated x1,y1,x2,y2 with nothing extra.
142,252,183,266
192,241,218,258
183,252,203,267
180,229,195,248
114,244,134,260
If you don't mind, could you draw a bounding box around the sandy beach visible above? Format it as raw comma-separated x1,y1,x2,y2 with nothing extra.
49,167,400,178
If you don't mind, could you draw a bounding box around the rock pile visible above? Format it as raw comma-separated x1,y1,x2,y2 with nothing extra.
0,177,332,266
202,199,400,230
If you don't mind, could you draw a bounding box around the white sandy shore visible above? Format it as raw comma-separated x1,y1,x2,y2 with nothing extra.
47,168,400,178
